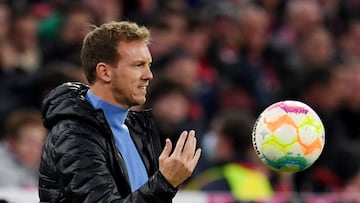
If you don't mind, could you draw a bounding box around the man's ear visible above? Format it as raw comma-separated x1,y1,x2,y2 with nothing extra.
95,62,112,83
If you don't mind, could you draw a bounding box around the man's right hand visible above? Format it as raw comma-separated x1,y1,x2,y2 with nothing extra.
158,130,202,188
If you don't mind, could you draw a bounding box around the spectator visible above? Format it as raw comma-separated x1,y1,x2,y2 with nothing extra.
0,109,47,188
41,2,94,66
237,4,279,110
337,17,360,63
184,110,273,202
145,17,174,67
181,15,220,123
274,0,324,48
146,7,187,66
144,77,200,147
0,2,10,42
270,0,326,95
81,0,123,24
335,63,360,193
292,67,349,193
317,0,348,36
7,10,41,73
156,49,207,133
279,26,336,98
0,2,13,72
254,0,286,32
205,2,263,113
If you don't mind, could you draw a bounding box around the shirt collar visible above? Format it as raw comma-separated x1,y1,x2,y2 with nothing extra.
86,90,128,125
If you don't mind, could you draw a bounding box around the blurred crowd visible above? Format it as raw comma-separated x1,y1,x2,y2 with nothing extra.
1,0,360,202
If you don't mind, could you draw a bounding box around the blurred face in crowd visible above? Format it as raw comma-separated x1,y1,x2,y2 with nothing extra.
152,91,189,125
287,0,323,33
108,40,153,109
81,0,123,23
10,123,47,167
61,9,93,44
342,64,360,110
339,20,360,59
300,27,334,65
0,4,9,40
148,25,174,60
239,6,269,52
210,15,240,42
11,16,38,52
182,27,210,58
303,70,345,111
164,56,198,91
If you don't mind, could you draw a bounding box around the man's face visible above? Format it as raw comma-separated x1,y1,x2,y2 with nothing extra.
110,40,153,109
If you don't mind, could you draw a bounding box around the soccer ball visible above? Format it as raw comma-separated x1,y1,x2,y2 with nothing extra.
252,100,325,172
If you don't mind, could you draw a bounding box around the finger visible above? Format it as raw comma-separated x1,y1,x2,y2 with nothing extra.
159,139,172,161
173,131,188,155
190,148,202,170
182,130,197,160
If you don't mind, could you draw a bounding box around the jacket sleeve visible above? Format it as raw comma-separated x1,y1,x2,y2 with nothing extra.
41,124,177,203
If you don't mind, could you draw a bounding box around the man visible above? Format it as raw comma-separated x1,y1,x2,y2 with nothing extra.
39,21,201,202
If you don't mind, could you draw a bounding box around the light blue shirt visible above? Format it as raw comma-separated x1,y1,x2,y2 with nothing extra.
86,91,148,191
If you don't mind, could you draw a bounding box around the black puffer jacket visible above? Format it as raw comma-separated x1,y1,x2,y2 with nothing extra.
39,82,177,203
